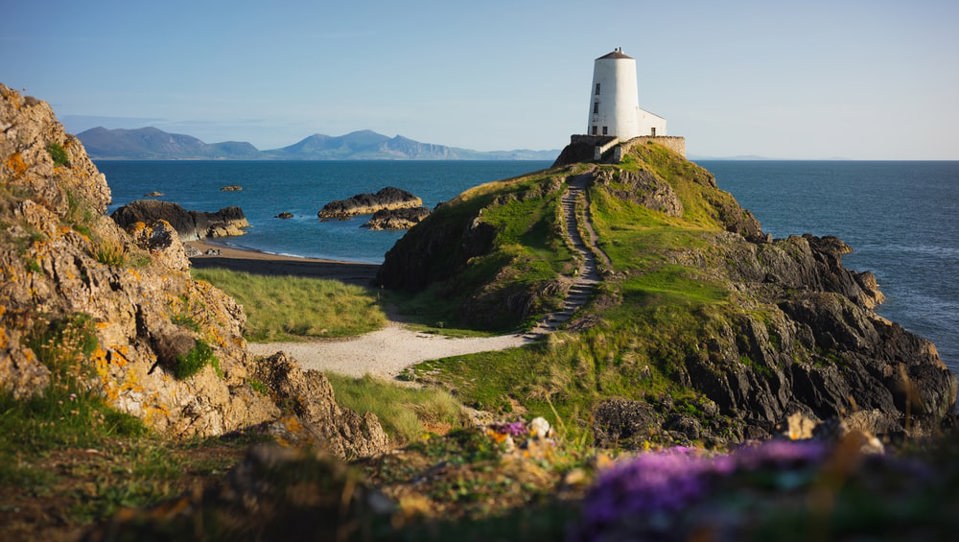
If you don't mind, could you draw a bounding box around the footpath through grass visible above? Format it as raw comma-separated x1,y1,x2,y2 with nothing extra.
191,267,387,341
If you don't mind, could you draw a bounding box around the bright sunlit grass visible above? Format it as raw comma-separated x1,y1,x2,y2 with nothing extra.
191,267,387,341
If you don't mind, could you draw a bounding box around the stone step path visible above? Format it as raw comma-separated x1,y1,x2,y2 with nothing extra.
523,174,607,339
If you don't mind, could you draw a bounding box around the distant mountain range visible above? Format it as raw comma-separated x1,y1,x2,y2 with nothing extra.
77,127,559,161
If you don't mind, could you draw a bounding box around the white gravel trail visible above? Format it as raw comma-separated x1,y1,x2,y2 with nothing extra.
247,323,532,379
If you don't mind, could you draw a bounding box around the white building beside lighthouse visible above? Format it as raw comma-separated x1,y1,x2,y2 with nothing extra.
587,48,666,139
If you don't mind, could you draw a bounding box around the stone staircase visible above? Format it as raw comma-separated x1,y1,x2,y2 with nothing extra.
524,175,606,339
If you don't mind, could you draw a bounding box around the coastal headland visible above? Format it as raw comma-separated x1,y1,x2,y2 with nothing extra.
4,82,959,541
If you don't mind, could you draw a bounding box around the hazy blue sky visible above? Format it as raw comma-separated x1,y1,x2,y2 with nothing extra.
3,0,957,158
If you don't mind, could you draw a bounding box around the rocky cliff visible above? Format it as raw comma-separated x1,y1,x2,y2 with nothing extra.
378,140,956,442
112,199,249,240
0,84,388,457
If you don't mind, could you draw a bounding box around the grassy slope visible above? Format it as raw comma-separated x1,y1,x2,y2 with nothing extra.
191,268,387,341
383,171,574,331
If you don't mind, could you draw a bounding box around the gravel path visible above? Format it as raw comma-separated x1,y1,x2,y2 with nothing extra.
248,323,531,379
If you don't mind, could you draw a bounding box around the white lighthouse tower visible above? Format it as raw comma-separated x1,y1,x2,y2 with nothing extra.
587,48,666,139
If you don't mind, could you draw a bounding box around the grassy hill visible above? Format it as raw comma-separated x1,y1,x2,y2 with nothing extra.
378,140,956,447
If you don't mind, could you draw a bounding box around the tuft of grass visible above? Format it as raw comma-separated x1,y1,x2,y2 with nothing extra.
94,240,125,266
324,373,466,444
192,267,387,341
46,142,71,167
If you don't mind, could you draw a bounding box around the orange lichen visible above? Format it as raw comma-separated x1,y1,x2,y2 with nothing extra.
4,153,27,176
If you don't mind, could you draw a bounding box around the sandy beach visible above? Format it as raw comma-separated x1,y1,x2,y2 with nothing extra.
188,239,532,379
186,239,379,286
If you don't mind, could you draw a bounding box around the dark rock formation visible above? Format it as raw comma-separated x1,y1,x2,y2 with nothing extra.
275,211,294,219
220,184,242,192
318,186,422,220
363,206,430,230
111,199,249,240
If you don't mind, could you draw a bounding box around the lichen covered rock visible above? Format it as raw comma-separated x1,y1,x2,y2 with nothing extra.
0,84,387,453
362,206,430,230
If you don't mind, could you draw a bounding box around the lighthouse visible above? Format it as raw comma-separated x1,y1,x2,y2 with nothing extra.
587,48,666,139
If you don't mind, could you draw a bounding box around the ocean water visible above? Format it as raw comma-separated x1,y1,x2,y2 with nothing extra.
99,161,552,263
96,159,959,372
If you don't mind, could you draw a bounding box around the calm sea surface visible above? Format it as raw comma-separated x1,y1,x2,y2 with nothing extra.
96,160,959,372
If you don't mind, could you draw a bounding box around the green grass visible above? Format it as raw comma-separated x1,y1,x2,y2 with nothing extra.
173,339,221,379
46,142,70,167
191,267,387,341
324,373,467,444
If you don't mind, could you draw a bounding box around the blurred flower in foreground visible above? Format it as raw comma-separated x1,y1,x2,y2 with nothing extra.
570,440,828,542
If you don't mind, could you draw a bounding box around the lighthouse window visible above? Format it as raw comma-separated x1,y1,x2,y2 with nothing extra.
591,126,598,135
595,83,601,95
592,102,599,114
602,126,608,135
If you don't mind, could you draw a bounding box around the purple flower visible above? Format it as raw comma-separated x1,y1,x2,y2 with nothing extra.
572,447,717,541
490,421,527,437
570,440,833,542
733,440,827,471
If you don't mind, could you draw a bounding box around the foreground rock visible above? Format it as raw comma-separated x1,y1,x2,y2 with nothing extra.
0,83,389,454
318,186,422,220
363,206,430,230
111,199,249,240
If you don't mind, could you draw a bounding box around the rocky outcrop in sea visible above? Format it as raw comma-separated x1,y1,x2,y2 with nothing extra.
0,83,389,456
111,199,249,240
318,186,422,220
363,206,430,230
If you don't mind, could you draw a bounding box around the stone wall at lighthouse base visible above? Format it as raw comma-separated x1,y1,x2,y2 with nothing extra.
556,135,686,167
617,136,686,159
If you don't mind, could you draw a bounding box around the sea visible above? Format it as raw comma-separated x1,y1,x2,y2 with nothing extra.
95,160,959,374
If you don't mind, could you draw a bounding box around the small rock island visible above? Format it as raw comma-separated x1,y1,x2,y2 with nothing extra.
318,186,423,220
363,206,430,230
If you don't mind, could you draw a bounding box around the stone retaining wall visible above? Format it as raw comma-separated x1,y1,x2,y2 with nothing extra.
617,136,686,158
